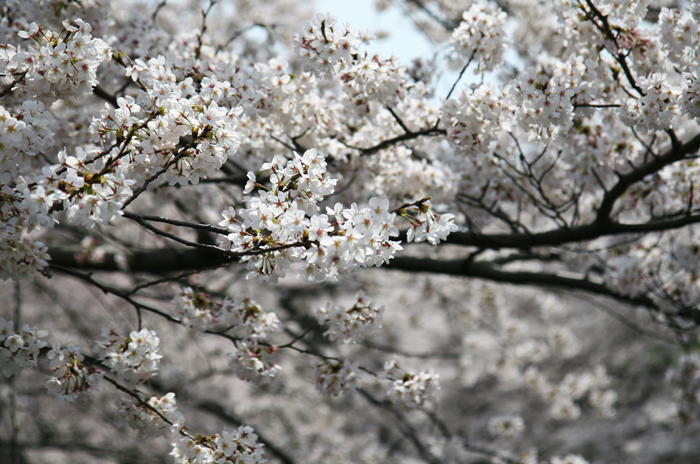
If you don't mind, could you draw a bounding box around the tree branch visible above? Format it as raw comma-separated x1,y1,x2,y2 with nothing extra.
344,126,446,157
385,256,700,324
191,400,298,464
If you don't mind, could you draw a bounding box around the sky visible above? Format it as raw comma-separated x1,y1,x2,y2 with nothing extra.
317,0,484,99
317,0,438,62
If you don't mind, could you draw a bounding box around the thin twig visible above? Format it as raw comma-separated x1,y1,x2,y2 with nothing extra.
122,211,230,235
446,49,476,100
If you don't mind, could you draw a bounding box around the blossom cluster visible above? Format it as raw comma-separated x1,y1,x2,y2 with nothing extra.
681,72,700,120
46,342,103,402
0,100,54,178
93,325,162,383
117,393,185,438
403,198,459,245
341,53,407,109
318,290,384,343
658,7,699,70
0,176,52,279
228,340,281,383
2,143,135,277
293,14,366,77
220,291,280,339
172,288,279,338
460,289,617,422
666,352,700,422
361,144,458,205
510,56,599,139
172,288,282,383
487,415,525,439
382,356,440,408
313,359,360,397
523,365,616,420
442,83,512,153
170,426,266,464
620,73,680,133
0,19,110,102
90,76,243,186
449,1,507,73
0,318,48,378
218,149,457,284
50,147,134,227
172,287,218,332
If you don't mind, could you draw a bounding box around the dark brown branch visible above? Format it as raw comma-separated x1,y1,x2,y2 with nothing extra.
582,0,644,95
46,240,700,324
595,131,700,224
347,126,446,156
193,400,298,464
152,0,167,22
48,264,180,322
48,200,700,272
446,49,476,100
385,256,700,324
442,208,700,250
0,71,28,98
48,247,227,273
571,293,677,344
443,131,700,249
387,106,412,134
123,212,230,252
93,85,119,107
356,388,442,464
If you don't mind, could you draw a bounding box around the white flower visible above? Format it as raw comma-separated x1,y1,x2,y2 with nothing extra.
550,455,589,464
0,321,48,378
219,150,423,284
293,14,362,77
383,357,440,408
228,340,281,383
450,1,508,73
314,359,360,396
243,172,257,194
5,334,23,352
619,73,680,133
94,326,162,383
171,426,265,464
171,288,216,332
219,291,279,339
3,20,110,103
117,392,185,437
318,290,384,343
45,342,102,402
487,415,525,438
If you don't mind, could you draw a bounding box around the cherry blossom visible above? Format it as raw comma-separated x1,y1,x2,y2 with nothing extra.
3,1,700,462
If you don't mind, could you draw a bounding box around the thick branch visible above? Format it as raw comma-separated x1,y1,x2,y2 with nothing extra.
48,247,227,273
347,126,445,156
47,245,696,323
386,256,700,323
594,131,700,224
93,85,118,107
443,131,700,249
442,210,700,249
